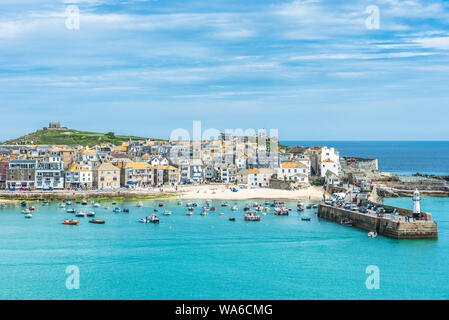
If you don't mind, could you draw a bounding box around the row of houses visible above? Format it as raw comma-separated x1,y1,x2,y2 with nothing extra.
0,127,348,189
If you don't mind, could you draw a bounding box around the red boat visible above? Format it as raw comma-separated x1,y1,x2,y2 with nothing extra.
158,203,164,207
210,207,217,211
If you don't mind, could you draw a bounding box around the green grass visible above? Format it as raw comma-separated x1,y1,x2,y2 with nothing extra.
1,129,156,146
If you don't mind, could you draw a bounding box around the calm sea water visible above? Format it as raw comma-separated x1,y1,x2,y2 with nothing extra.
281,141,449,176
1,198,448,300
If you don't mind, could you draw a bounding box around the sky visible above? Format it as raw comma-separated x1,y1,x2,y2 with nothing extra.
0,0,449,141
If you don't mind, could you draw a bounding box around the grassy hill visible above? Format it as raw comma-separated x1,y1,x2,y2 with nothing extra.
2,129,152,147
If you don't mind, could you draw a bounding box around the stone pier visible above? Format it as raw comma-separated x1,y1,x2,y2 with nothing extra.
318,204,438,239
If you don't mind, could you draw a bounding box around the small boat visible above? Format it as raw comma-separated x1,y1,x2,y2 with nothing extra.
244,212,261,222
368,231,378,238
228,217,236,221
177,201,182,205
301,217,311,221
93,203,100,207
274,208,289,216
149,214,159,223
20,201,27,207
185,211,193,216
312,204,319,209
66,208,76,213
121,208,130,213
81,200,88,205
297,201,305,211
221,202,229,207
187,206,195,211
136,201,143,207
66,200,72,205
75,212,87,217
340,218,353,227
87,211,95,217
112,201,117,205
192,203,198,207
209,206,217,211
200,210,209,216
29,206,36,211
25,213,33,219
62,219,79,225
306,204,312,209
158,203,164,207
42,202,49,206
113,207,121,213
230,206,238,211
21,209,31,214
89,219,105,224
219,212,224,215
59,203,66,208
153,209,158,212
162,210,172,216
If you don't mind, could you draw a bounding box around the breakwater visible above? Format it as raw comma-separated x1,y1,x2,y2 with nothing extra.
318,204,438,239
0,190,176,201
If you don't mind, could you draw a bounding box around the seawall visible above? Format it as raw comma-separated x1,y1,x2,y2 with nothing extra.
318,204,438,239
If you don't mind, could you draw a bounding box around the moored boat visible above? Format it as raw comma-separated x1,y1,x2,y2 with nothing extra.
136,201,143,207
75,212,87,217
25,213,33,219
59,203,66,208
66,208,76,213
244,211,261,222
185,211,193,216
21,209,31,214
89,219,105,224
87,211,95,217
368,231,377,238
162,210,172,216
113,207,121,213
62,219,79,225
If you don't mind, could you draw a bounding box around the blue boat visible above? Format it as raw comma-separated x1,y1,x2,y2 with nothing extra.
20,201,27,207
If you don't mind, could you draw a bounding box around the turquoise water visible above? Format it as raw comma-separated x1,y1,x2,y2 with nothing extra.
0,198,448,300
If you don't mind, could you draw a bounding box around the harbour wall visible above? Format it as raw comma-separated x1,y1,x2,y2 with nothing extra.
318,204,438,239
0,190,176,200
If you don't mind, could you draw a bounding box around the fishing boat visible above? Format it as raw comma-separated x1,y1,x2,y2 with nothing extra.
162,210,172,216
59,203,66,208
87,211,95,217
368,231,378,238
66,208,76,213
185,211,193,216
75,212,87,217
113,207,121,213
25,213,33,219
62,219,79,225
244,211,261,222
89,219,105,224
136,201,143,207
21,209,31,214
340,218,353,227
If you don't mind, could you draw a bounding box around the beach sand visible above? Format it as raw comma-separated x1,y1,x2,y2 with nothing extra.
175,184,327,201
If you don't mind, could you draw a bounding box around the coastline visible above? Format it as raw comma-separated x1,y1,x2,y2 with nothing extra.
0,185,327,202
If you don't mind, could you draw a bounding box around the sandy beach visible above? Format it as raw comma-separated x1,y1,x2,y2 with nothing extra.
175,184,327,201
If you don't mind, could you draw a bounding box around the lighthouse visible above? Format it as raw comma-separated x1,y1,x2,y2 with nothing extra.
413,189,421,214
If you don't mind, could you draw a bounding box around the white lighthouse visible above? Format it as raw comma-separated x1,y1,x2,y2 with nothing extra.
413,189,421,214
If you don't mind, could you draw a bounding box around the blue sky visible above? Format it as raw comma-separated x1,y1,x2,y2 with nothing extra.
1,0,449,141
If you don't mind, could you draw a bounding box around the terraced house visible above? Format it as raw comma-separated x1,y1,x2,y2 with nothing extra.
35,155,65,189
93,162,120,189
153,165,179,186
6,159,37,190
122,162,152,188
66,163,93,189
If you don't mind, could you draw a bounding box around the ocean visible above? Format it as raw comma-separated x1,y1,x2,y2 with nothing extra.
281,141,449,176
0,197,448,300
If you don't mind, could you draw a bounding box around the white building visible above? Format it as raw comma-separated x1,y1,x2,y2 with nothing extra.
319,147,340,177
65,163,93,188
248,168,273,187
35,156,64,189
277,161,310,183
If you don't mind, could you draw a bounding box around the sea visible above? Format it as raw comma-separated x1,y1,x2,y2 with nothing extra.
0,141,448,300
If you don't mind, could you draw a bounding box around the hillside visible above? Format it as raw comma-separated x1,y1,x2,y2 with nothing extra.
1,129,151,147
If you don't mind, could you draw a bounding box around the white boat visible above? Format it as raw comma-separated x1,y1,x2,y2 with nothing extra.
185,211,193,216
66,208,76,213
200,210,208,216
24,213,33,219
230,206,238,211
368,231,378,238
162,210,172,216
93,203,100,207
136,201,143,207
59,203,66,208
21,209,31,214
87,211,95,217
244,211,261,221
75,212,87,217
219,212,224,215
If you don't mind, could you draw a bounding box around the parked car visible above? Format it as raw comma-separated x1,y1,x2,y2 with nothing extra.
376,207,386,214
350,204,359,212
359,206,368,213
383,206,394,214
